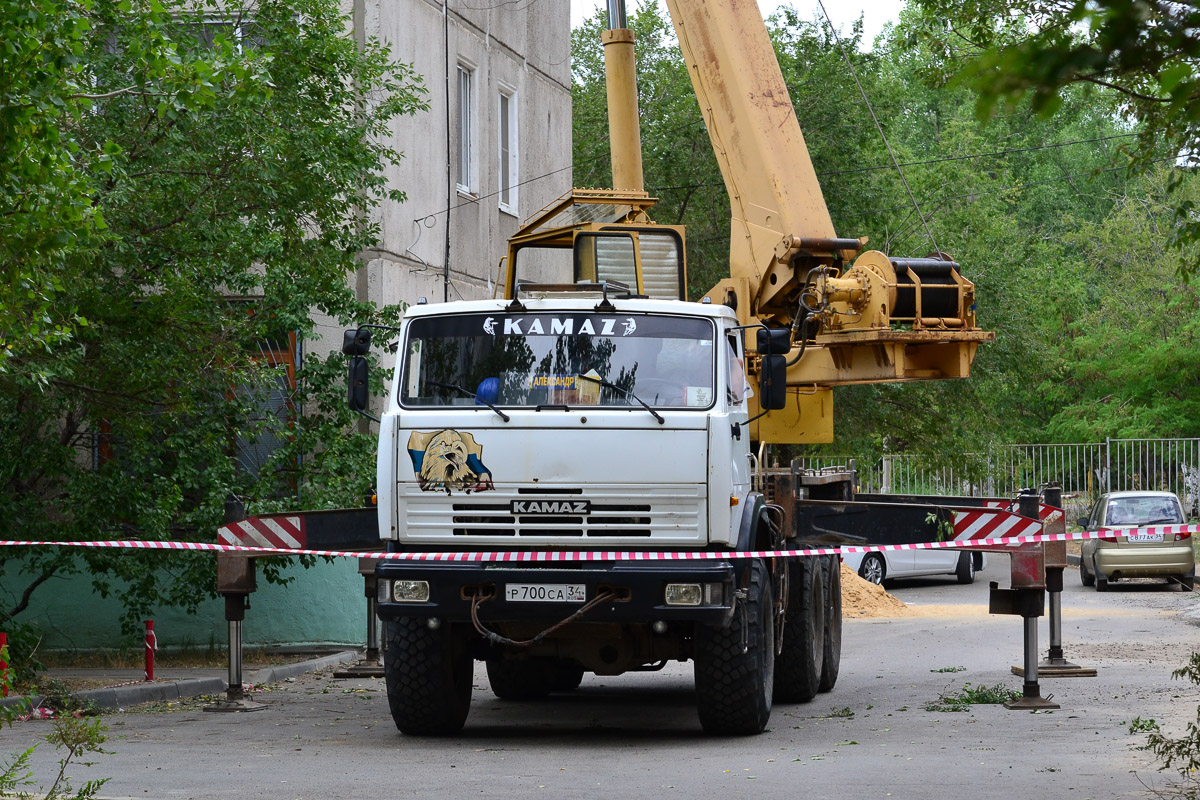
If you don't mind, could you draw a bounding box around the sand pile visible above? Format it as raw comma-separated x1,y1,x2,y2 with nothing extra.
840,562,911,618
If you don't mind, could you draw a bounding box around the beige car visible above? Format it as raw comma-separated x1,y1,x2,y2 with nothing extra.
1079,491,1195,591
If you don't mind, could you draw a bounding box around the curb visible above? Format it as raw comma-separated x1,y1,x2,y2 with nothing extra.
247,650,358,686
0,650,359,712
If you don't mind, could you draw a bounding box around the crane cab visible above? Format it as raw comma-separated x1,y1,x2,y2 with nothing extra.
501,188,688,301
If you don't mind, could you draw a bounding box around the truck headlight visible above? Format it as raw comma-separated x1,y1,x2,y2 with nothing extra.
665,582,724,607
391,580,430,603
665,583,702,606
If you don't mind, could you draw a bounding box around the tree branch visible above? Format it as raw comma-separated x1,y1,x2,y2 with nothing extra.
6,564,60,620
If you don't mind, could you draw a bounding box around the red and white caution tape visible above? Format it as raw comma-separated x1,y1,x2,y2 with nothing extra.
1,524,1196,562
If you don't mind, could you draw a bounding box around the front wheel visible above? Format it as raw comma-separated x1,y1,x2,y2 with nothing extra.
384,618,474,735
955,551,976,584
694,559,774,735
858,553,885,585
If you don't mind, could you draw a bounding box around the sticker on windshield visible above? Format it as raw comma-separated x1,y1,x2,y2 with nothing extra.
530,374,579,389
407,430,494,494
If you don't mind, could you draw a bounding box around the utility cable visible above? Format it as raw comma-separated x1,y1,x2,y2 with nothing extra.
817,0,940,254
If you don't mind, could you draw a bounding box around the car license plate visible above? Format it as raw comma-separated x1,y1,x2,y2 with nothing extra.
505,583,586,603
1127,531,1164,543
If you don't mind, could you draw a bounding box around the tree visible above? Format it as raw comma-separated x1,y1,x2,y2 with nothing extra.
909,0,1200,275
0,0,427,657
1038,167,1200,440
570,1,1161,458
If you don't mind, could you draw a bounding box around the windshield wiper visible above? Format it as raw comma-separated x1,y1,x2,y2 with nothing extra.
1145,517,1179,526
431,382,510,422
576,374,664,425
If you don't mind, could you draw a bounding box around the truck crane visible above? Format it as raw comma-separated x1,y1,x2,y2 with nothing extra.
344,0,994,735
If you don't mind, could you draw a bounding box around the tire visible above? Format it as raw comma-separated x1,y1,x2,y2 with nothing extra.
694,559,774,735
384,618,473,735
774,557,824,703
1095,571,1110,592
955,551,976,585
818,555,842,693
1079,556,1095,586
1178,574,1195,592
858,553,885,585
486,658,554,701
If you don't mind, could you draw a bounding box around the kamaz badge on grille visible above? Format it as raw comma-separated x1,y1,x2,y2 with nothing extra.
510,500,591,515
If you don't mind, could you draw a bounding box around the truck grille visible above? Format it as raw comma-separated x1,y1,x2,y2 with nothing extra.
400,485,705,543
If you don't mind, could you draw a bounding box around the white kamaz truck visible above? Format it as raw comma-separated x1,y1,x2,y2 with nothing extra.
343,0,991,736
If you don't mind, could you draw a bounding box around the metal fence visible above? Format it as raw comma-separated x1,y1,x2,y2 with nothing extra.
795,438,1200,521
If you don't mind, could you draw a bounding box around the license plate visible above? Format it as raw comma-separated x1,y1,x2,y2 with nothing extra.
505,583,586,603
1127,532,1164,543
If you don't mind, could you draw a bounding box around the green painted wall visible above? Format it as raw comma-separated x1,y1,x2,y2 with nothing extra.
5,557,367,651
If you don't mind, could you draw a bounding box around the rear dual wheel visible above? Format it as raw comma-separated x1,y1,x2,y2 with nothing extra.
819,555,842,693
774,557,824,703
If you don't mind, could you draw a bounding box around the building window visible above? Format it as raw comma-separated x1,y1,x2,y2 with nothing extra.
457,63,475,194
498,87,518,215
234,333,300,481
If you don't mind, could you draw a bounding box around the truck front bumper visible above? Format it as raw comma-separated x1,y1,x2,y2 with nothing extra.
375,558,743,626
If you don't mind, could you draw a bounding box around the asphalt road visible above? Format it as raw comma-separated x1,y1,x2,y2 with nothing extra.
3,559,1198,800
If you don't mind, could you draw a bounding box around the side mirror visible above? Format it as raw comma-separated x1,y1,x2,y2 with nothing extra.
756,327,791,355
347,355,370,412
1076,517,1089,529
759,354,787,410
342,327,371,356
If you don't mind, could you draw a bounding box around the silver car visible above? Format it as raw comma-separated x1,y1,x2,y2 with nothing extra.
1078,491,1195,591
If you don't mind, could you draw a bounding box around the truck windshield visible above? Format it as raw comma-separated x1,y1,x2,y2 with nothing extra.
400,313,716,409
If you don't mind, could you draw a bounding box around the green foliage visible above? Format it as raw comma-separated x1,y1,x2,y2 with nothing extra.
1138,651,1200,798
925,682,1020,711
1039,168,1200,440
1,621,46,689
572,2,1167,461
32,679,101,717
911,0,1200,277
1129,716,1160,734
2,648,109,800
0,0,427,651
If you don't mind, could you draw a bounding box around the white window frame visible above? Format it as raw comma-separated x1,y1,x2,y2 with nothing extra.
497,84,518,216
456,62,476,195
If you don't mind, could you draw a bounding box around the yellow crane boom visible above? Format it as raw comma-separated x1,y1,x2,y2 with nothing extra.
502,0,993,443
